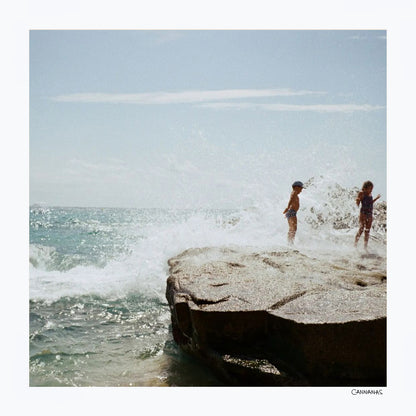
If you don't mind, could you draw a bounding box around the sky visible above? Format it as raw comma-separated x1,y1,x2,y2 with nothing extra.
30,30,386,208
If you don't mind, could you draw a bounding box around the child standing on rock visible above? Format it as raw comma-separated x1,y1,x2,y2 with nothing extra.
354,180,381,250
283,181,304,245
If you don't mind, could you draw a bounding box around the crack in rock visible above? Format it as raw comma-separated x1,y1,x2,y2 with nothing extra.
262,258,284,270
191,295,231,307
269,291,307,310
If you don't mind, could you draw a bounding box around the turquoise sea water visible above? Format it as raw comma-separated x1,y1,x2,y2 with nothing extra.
29,180,386,386
29,207,234,386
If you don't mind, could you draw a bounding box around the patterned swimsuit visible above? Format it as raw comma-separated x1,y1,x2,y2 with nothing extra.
360,194,373,217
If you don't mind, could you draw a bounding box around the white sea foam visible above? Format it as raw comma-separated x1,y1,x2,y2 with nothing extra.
29,178,386,302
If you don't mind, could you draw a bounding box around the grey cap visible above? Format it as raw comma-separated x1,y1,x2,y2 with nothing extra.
292,181,304,188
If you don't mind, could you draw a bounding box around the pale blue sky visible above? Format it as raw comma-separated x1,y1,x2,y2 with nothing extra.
30,30,386,208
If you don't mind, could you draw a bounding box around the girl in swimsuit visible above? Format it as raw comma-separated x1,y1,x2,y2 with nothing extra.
354,181,381,250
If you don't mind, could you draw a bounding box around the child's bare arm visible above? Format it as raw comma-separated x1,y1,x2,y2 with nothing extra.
283,192,295,213
356,191,363,206
373,194,381,203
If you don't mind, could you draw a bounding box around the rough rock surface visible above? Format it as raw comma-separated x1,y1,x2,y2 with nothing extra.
166,246,386,386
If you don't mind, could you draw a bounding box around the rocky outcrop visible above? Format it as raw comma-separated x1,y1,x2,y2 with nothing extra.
166,247,386,386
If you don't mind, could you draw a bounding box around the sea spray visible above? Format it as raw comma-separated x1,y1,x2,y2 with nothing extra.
29,178,386,385
30,178,386,301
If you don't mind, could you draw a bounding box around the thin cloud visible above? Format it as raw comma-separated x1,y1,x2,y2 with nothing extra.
51,88,326,104
348,34,386,41
50,88,383,113
348,35,367,40
199,102,384,113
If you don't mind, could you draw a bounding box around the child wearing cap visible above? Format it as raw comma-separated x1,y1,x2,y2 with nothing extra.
354,180,381,250
283,181,304,245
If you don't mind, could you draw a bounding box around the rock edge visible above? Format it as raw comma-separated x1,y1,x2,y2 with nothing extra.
166,246,386,386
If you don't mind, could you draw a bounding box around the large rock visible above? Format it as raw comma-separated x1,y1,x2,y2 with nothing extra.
166,246,386,386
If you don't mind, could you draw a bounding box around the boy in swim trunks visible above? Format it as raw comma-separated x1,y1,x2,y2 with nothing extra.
283,181,304,245
354,180,381,250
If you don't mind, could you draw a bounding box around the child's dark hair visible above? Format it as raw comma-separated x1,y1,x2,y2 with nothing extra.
362,180,374,190
292,181,304,189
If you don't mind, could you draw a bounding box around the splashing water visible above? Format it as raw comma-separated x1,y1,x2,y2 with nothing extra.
29,177,386,386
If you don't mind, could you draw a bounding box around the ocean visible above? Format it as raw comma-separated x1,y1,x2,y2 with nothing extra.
29,178,386,386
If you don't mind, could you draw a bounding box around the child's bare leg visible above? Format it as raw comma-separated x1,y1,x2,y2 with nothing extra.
355,214,365,246
363,217,373,250
355,226,364,246
288,217,297,245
